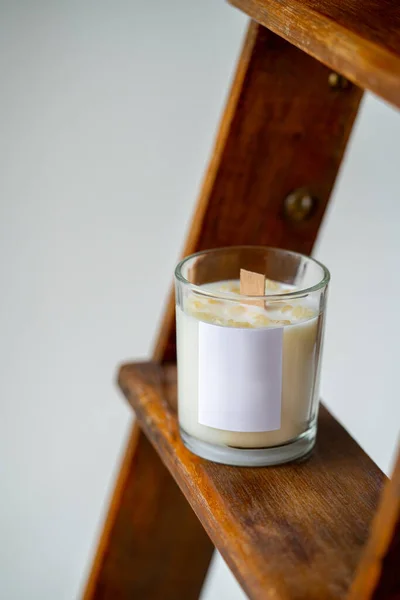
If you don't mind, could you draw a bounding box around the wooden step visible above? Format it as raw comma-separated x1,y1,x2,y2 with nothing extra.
229,0,400,109
118,361,385,600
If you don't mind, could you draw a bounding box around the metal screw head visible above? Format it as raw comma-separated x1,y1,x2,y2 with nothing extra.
328,72,350,89
284,189,317,222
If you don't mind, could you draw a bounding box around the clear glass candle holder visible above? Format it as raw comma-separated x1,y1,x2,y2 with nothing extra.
175,246,329,467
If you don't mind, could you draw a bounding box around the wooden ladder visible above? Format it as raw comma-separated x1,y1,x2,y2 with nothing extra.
84,2,400,599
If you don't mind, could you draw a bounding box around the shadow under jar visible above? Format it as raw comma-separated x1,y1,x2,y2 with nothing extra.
175,246,330,467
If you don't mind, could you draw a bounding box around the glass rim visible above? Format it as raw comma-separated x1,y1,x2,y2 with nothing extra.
174,245,330,301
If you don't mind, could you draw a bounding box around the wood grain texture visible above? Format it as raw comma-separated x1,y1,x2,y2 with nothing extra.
228,0,400,109
86,22,364,599
240,268,266,305
349,446,400,600
154,22,363,363
119,362,385,600
83,424,214,600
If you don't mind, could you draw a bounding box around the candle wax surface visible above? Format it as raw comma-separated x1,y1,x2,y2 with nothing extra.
184,279,317,328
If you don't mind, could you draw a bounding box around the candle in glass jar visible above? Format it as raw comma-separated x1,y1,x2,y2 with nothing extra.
176,278,320,450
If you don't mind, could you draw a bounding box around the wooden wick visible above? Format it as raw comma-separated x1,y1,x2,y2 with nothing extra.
240,269,266,307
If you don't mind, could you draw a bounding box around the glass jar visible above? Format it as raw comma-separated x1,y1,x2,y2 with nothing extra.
175,246,329,466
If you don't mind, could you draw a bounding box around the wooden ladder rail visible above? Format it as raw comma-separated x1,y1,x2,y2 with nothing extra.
83,18,399,600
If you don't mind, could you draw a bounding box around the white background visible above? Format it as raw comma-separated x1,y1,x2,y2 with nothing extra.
0,2,398,599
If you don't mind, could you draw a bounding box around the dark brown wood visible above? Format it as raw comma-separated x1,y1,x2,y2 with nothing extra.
86,21,364,599
83,425,214,600
349,447,400,600
373,517,400,599
154,22,363,363
228,0,400,109
119,362,385,600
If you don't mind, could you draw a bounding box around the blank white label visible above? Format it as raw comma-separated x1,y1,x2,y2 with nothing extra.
198,322,283,432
